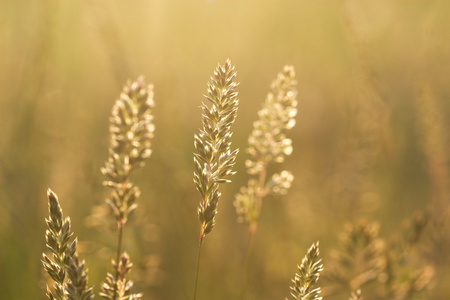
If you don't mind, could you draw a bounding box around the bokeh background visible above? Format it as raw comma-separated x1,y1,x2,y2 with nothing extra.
1,1,449,300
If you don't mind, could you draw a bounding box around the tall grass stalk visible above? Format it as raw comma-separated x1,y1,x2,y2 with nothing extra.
234,66,297,299
193,59,239,300
100,77,155,300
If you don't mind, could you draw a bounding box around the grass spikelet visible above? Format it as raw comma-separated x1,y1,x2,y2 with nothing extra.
246,66,297,174
42,189,93,300
234,65,297,228
66,254,95,300
101,76,155,226
288,242,323,300
100,252,143,300
323,220,387,295
193,59,239,240
192,59,239,300
324,220,385,296
100,76,155,300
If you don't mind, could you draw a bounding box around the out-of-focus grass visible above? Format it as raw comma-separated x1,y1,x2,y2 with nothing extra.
0,1,449,300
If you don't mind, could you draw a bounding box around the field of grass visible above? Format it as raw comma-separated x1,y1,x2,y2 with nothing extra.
0,1,449,300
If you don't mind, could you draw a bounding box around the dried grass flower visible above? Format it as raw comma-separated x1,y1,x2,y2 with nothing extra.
101,76,155,226
288,242,323,300
193,59,239,240
42,189,94,300
100,76,155,300
234,65,297,228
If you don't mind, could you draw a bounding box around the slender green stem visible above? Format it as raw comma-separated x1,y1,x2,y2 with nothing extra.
255,165,267,214
240,164,267,300
116,222,124,269
113,222,124,299
193,231,204,300
239,227,257,300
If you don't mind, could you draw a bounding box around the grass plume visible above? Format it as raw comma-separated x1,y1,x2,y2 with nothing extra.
324,221,385,296
288,242,323,300
42,189,94,300
234,65,297,230
100,76,155,300
193,59,239,299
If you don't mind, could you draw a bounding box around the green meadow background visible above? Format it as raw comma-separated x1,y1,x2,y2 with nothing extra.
0,1,449,299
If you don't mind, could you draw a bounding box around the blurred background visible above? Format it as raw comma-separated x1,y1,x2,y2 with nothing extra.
0,1,449,299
